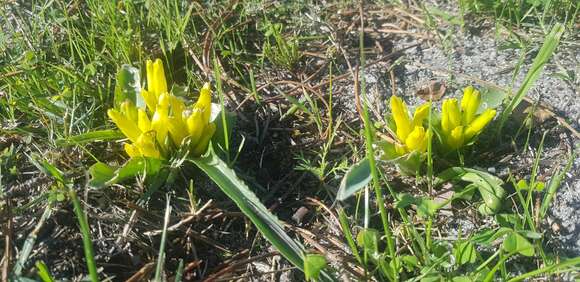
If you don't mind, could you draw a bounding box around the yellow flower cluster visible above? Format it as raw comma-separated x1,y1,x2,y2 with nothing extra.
108,59,215,159
389,96,431,155
440,86,496,149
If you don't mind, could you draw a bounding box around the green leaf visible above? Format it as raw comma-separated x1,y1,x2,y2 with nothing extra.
336,158,371,201
478,87,507,113
56,130,124,146
471,227,512,246
357,228,379,255
452,277,471,282
502,231,534,257
190,148,334,280
416,197,439,218
304,254,327,281
436,167,506,214
454,241,477,265
88,162,116,188
35,261,55,282
114,64,143,108
28,153,65,184
401,255,419,272
88,157,164,188
394,194,438,218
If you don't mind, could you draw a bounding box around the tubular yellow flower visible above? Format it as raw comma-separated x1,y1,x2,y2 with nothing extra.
137,109,151,132
442,98,461,133
192,123,216,156
388,96,431,155
405,126,429,152
109,59,216,160
465,109,496,140
461,86,480,125
440,86,496,149
186,110,204,145
390,96,412,141
448,126,465,149
151,93,170,146
146,59,168,98
135,131,161,159
108,109,141,143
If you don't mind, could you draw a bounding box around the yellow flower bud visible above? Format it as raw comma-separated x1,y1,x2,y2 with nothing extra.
442,98,461,133
151,94,170,147
465,109,496,140
146,59,168,98
186,110,204,146
194,82,212,123
447,126,465,149
405,126,428,153
135,131,161,159
192,123,216,156
108,109,141,143
167,117,189,146
141,89,157,112
461,86,481,125
390,96,412,141
170,95,185,122
137,109,151,132
412,103,430,128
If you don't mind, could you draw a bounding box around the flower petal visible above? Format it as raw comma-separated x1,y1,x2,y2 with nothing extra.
465,109,496,140
192,123,216,156
447,126,465,149
461,86,481,125
405,126,428,153
390,96,412,140
108,109,141,143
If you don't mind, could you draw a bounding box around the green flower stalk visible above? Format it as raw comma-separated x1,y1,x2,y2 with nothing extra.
107,59,215,159
440,86,496,149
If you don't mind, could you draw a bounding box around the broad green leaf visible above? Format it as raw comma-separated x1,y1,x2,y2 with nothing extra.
394,194,438,218
416,197,439,218
401,255,419,272
114,64,142,108
478,87,507,113
454,241,477,265
436,167,506,214
190,148,334,280
88,162,116,188
357,228,380,263
88,157,164,188
336,158,371,201
56,130,124,146
502,232,534,257
304,254,327,281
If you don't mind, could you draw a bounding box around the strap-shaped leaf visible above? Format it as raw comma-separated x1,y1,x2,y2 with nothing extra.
191,148,335,281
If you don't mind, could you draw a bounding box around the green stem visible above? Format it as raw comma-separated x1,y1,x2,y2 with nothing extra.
69,189,99,282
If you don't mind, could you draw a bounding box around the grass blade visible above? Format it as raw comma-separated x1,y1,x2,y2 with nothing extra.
69,190,99,282
497,23,565,136
13,205,52,275
154,195,171,281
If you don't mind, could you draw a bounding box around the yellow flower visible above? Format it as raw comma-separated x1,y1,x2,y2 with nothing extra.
108,59,216,159
440,86,496,149
389,96,431,155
